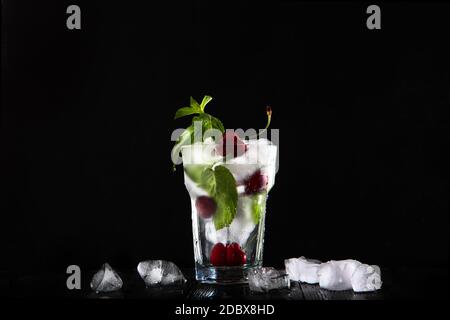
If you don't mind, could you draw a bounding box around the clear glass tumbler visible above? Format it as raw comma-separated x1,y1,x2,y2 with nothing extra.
181,139,277,284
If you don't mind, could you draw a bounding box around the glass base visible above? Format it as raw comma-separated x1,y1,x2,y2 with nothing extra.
195,263,260,285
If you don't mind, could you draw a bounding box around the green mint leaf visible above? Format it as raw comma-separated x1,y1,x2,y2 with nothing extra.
199,95,213,111
198,167,215,194
194,113,225,136
197,165,237,230
210,115,225,133
190,96,201,110
212,166,238,230
174,107,200,119
193,114,212,133
251,192,267,224
174,96,208,119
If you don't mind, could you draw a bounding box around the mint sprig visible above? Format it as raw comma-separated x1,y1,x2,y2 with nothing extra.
174,96,203,119
174,95,214,119
172,96,225,167
194,113,225,134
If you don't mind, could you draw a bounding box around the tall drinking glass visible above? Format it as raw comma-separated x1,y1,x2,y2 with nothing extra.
181,139,277,284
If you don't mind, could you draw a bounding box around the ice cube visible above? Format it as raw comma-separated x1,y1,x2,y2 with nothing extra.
204,219,219,244
137,260,186,286
224,139,277,189
181,139,222,165
205,217,256,246
184,174,209,199
229,216,256,246
248,267,290,293
318,260,362,291
351,264,382,292
236,195,258,222
90,263,123,293
205,196,257,246
285,256,321,284
285,256,383,293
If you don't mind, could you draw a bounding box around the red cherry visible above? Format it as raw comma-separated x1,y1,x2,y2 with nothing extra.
195,196,217,219
238,250,247,265
226,242,247,266
210,243,227,266
244,170,269,194
215,132,248,158
226,243,239,266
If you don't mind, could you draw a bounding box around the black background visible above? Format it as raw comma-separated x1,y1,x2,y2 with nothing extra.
1,0,448,277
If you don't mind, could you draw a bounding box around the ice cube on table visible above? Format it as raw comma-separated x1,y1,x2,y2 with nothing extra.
285,256,382,292
137,260,186,286
318,260,362,291
90,263,123,293
285,256,321,284
248,267,290,293
351,264,382,292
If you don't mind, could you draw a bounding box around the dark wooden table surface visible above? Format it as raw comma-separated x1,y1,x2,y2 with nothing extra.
0,267,447,300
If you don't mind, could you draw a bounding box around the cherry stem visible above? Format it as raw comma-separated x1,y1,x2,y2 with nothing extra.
252,106,272,139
